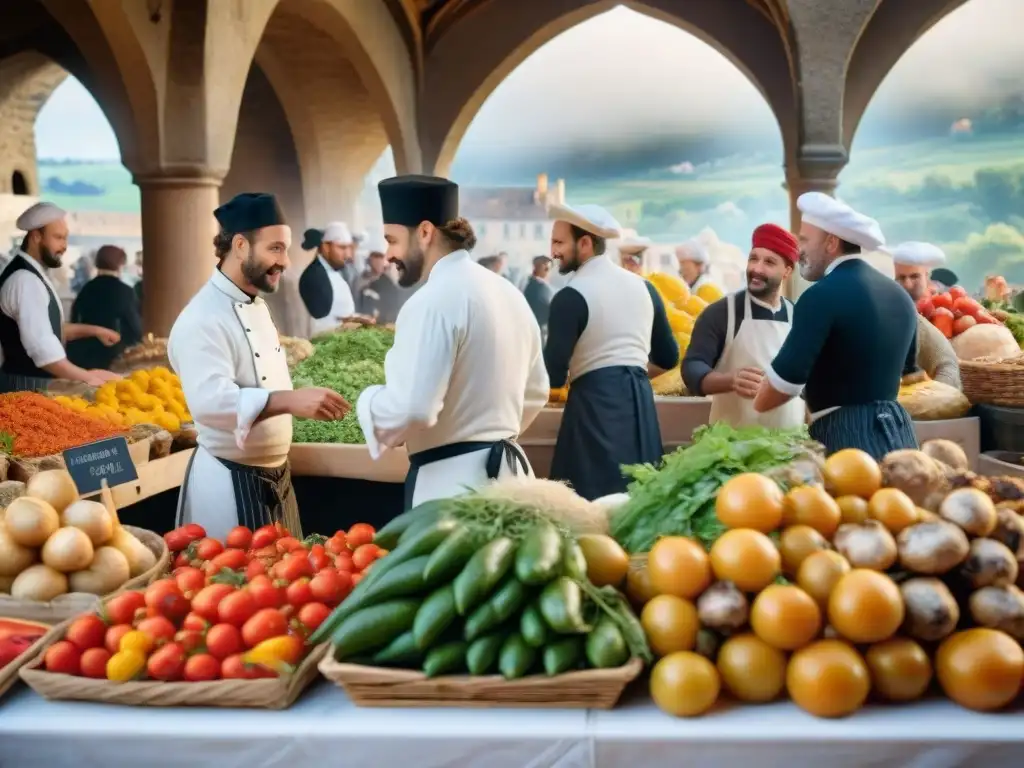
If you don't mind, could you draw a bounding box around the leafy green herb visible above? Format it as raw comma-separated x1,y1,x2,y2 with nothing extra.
0,430,14,455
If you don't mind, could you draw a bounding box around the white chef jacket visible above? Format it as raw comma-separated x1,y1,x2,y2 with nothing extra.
0,251,66,369
168,269,294,540
357,250,549,504
309,255,356,337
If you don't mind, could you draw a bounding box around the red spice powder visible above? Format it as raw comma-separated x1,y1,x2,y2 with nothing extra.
0,392,127,458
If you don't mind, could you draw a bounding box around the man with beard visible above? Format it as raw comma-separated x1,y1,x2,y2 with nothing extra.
754,193,920,458
544,203,678,500
0,202,121,392
299,221,359,336
169,193,349,539
683,223,805,428
356,250,406,324
888,242,961,389
357,175,549,511
617,237,651,275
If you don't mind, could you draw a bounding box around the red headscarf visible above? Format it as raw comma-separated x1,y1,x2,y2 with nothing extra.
752,223,799,264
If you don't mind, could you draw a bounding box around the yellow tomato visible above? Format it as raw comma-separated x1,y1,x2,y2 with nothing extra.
641,595,699,657
119,630,154,654
107,648,147,682
717,633,787,703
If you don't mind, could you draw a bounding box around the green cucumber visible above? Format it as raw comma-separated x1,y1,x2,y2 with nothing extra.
413,584,459,651
498,633,536,680
543,636,583,676
562,540,588,580
515,523,564,585
423,640,468,678
520,603,549,648
374,500,446,549
363,555,433,602
466,633,505,675
585,617,630,669
463,602,501,642
489,575,528,623
371,630,421,667
331,599,420,660
539,577,590,634
453,537,516,615
422,526,480,584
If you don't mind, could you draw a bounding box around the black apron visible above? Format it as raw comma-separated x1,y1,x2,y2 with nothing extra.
176,449,303,536
550,365,663,500
0,256,63,394
810,401,918,460
404,438,529,511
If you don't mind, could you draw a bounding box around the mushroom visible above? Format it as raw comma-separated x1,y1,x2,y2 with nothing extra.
900,577,960,642
921,439,970,471
833,521,898,571
880,450,948,508
960,538,1019,589
939,487,998,537
897,520,970,574
969,585,1024,640
696,580,749,632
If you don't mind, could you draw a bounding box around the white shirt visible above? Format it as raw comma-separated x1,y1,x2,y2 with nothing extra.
168,269,293,466
309,256,356,336
357,250,549,458
0,252,66,369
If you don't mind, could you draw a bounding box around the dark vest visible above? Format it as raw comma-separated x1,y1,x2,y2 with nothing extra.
0,256,62,378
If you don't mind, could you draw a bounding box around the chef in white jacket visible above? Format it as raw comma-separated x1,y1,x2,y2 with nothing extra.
356,175,550,510
169,193,349,539
299,221,358,336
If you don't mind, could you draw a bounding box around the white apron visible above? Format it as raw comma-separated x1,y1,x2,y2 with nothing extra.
405,439,534,510
708,291,805,429
177,300,297,540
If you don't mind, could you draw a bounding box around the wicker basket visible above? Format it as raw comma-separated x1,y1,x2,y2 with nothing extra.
318,654,643,709
0,525,169,623
21,640,327,708
961,353,1024,407
0,618,65,701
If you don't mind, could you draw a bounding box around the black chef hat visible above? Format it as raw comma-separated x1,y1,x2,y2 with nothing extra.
214,193,287,234
379,175,458,228
930,267,959,287
302,228,324,251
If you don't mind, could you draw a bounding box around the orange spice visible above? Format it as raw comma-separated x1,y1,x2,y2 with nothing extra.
0,392,127,458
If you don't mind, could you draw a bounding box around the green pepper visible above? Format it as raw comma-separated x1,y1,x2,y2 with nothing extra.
585,617,630,669
422,526,479,584
543,636,583,676
498,633,536,680
331,599,420,660
412,584,459,651
423,640,468,678
515,523,564,585
562,540,588,580
539,577,590,634
520,603,549,648
371,630,421,667
466,633,505,675
453,537,516,615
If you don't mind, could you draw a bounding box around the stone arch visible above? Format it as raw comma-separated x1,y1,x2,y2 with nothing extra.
420,0,796,176
0,52,66,195
843,0,972,148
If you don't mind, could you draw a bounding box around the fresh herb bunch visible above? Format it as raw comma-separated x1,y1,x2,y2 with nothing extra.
290,328,394,444
610,422,813,553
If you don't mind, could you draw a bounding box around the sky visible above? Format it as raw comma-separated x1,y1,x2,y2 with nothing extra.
34,0,1023,172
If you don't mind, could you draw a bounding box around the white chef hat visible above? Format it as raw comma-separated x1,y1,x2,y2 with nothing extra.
617,236,651,255
885,241,946,269
675,239,709,264
16,201,66,231
797,192,885,252
548,202,622,239
322,221,354,245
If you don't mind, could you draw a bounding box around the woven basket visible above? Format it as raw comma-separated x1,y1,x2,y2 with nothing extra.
0,525,168,623
0,618,65,701
21,640,327,708
318,654,643,709
961,353,1024,407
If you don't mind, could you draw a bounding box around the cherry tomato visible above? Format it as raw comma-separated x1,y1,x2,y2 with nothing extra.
145,580,190,622
346,523,376,549
307,543,331,572
296,602,331,633
195,538,225,562
65,614,108,651
352,544,380,572
174,566,206,595
247,575,285,610
309,569,345,606
218,590,258,627
225,526,253,550
272,536,301,554
182,612,210,632
147,642,186,681
184,653,221,682
163,529,193,552
251,545,278,561
241,608,288,648
174,629,205,654
285,578,313,608
277,553,315,582
44,641,81,675
251,527,278,550
948,286,967,301
326,532,348,555
104,624,134,655
335,551,355,573
221,654,261,680
136,616,177,644
173,552,192,569
205,623,244,660
191,584,237,623
205,548,249,576
79,647,111,679
243,559,265,580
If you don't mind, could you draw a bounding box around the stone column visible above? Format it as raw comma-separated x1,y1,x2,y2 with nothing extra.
136,175,222,337
782,154,844,300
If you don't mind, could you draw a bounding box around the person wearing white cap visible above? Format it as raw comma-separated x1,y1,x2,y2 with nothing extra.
0,202,122,392
753,192,920,458
299,220,360,336
675,239,716,293
617,236,651,275
545,202,678,500
888,242,961,389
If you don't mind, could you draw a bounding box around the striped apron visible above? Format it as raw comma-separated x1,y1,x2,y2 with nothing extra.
809,401,918,460
0,372,53,393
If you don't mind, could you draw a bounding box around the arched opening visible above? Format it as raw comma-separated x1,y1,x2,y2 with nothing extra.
445,5,787,291
11,171,28,196
843,0,1024,292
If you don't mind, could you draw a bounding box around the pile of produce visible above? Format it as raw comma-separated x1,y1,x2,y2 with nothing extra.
0,470,156,599
1,617,49,673
982,293,1024,349
40,520,381,682
610,423,820,553
897,371,970,421
290,327,393,444
312,496,650,680
918,287,1020,360
0,392,127,458
628,443,1024,718
89,367,190,432
647,273,721,396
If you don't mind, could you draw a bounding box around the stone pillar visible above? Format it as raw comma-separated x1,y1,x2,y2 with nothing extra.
136,176,221,337
782,153,845,300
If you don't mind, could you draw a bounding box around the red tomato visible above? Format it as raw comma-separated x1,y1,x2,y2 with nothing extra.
245,559,267,580
173,552,193,569
352,544,380,572
241,608,288,648
191,584,237,623
205,623,244,660
350,572,364,586
221,654,263,680
296,602,331,633
218,590,258,627
174,629,205,654
948,286,967,301
144,579,189,620
953,315,977,336
309,569,344,606
174,566,206,595
184,653,221,682
44,641,81,675
79,647,111,679
182,612,210,632
65,614,108,651
335,551,355,573
104,624,134,655
916,297,935,319
277,553,315,582
163,529,193,552
325,532,348,555
147,642,186,681
205,548,249,576
275,536,304,554
307,544,331,572
251,527,279,550
137,616,177,644
251,545,278,561
225,526,253,550
953,296,981,317
346,523,376,549
285,578,313,608
932,292,954,310
183,523,207,539
247,575,285,610
195,538,225,561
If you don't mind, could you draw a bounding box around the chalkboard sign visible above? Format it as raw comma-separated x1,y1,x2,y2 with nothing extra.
62,436,138,496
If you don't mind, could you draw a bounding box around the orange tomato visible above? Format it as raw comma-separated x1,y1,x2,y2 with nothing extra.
823,450,881,499
796,550,851,609
625,557,659,608
827,569,904,644
865,638,932,702
717,633,787,703
709,529,780,592
647,537,711,600
868,488,918,534
787,640,869,718
750,584,822,651
650,651,721,717
783,485,842,537
936,629,1024,711
835,495,870,525
778,525,830,576
715,473,784,533
641,595,699,657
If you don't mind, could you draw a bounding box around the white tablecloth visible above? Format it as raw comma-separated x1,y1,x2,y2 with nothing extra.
2,682,1024,767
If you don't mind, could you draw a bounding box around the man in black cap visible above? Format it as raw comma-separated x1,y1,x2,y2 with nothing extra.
522,255,554,339
299,221,361,336
356,174,550,511
169,192,349,539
